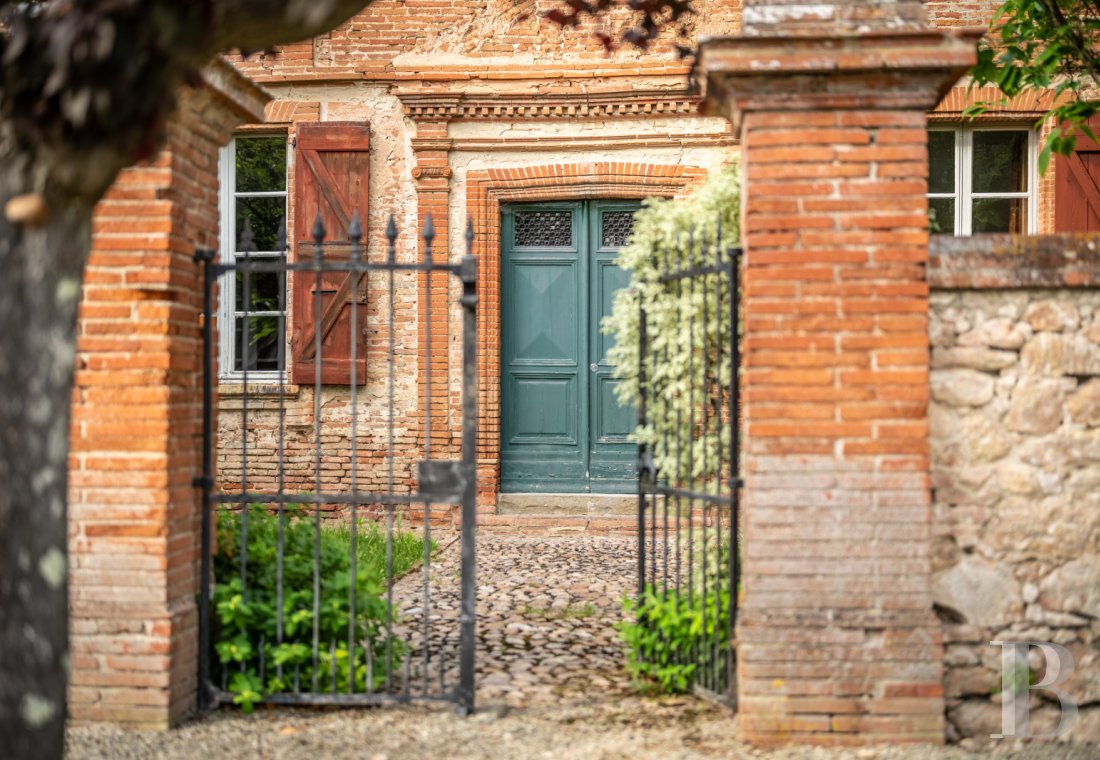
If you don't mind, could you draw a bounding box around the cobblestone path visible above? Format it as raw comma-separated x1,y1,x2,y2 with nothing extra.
391,533,637,707
68,534,1099,759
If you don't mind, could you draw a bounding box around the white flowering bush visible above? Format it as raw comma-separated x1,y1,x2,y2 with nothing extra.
603,163,741,488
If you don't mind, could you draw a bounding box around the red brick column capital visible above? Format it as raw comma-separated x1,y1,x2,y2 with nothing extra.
698,31,981,133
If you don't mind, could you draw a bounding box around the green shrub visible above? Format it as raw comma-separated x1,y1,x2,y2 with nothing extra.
617,582,731,694
211,505,428,711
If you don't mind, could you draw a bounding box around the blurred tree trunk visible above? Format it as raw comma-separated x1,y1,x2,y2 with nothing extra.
0,1,372,755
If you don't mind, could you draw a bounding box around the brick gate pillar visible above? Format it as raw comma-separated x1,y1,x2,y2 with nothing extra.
68,62,267,728
698,4,978,746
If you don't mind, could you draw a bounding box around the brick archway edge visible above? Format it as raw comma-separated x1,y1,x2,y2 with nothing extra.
464,162,708,505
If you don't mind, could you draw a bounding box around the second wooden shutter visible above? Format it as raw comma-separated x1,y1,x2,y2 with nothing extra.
1056,117,1100,232
290,122,370,385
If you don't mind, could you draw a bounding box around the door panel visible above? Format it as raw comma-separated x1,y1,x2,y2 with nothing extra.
501,203,585,490
510,262,578,364
587,203,637,490
501,201,638,493
508,375,577,444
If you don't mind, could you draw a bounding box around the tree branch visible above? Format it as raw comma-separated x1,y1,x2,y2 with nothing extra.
208,0,371,51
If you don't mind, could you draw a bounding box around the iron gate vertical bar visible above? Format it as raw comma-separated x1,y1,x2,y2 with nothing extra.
699,226,710,695
457,236,478,715
196,247,216,710
348,213,362,694
635,302,647,601
422,216,435,699
384,218,397,695
727,243,741,708
311,215,325,693
276,223,288,686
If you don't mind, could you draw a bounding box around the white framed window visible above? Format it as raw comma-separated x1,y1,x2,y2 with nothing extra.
218,134,289,379
928,125,1037,235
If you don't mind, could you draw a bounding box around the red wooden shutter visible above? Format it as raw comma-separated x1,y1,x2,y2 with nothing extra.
290,122,369,385
1056,117,1100,232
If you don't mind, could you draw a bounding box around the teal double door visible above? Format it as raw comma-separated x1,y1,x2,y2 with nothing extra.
501,200,638,493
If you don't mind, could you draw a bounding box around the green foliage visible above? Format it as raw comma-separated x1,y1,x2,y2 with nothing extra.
602,164,740,486
618,532,734,694
211,505,429,711
969,0,1100,172
617,582,731,694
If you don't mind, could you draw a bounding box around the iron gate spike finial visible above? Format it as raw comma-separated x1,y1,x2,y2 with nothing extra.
276,217,287,252
422,213,435,253
386,214,398,262
311,212,326,244
465,218,474,252
349,210,363,243
240,218,256,253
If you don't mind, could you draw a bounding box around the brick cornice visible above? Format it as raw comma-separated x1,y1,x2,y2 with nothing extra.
397,89,702,122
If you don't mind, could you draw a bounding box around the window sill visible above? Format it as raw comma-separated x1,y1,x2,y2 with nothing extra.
217,382,300,400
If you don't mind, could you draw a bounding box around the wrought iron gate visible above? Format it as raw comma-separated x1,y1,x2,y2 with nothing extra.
635,228,741,707
195,214,477,713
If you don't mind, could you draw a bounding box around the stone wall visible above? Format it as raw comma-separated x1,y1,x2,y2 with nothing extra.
928,234,1100,744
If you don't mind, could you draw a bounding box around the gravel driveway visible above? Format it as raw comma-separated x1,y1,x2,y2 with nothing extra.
68,699,1096,760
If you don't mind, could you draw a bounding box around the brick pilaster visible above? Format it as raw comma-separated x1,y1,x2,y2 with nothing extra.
699,25,977,746
411,122,458,467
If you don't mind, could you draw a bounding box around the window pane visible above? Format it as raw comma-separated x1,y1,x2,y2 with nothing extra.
235,264,285,312
237,196,285,251
928,131,956,194
971,197,1027,233
236,137,286,193
972,131,1028,193
929,197,955,234
234,316,283,372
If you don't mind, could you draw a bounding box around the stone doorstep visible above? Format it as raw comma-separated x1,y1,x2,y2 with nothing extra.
478,514,637,536
496,493,639,517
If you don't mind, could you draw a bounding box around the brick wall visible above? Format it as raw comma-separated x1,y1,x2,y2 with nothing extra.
928,235,1100,745
736,104,946,749
68,63,267,728
228,0,741,83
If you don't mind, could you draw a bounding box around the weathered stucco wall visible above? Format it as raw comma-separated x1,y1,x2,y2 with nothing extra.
215,79,735,512
928,235,1100,744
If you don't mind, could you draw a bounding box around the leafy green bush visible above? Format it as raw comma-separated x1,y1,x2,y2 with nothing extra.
602,163,740,486
617,582,731,694
211,505,428,711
